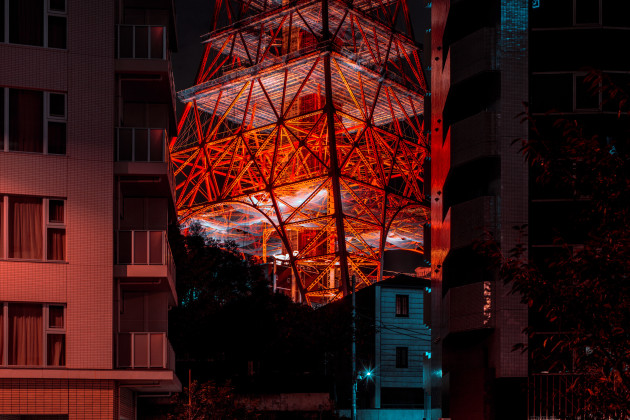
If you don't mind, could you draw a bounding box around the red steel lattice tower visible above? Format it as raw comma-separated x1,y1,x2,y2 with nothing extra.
172,0,429,305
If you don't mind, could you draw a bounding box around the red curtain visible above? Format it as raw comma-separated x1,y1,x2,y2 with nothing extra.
9,89,43,153
9,197,43,259
9,304,42,366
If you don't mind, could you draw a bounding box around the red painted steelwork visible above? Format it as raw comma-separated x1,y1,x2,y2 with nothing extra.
172,0,428,304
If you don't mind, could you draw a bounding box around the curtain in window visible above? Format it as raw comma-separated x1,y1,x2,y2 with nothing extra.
9,89,44,153
47,228,66,260
47,334,65,366
9,197,43,259
0,309,3,364
9,304,42,365
9,0,44,46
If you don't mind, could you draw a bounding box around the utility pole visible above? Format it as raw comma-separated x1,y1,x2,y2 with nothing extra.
351,274,357,420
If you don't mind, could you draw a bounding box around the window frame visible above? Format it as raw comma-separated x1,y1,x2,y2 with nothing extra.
1,88,67,155
396,346,409,369
0,302,66,367
573,0,602,26
0,196,67,261
1,0,67,48
395,294,409,317
573,72,602,112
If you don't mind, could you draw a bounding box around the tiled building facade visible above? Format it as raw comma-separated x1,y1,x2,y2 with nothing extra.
430,0,629,419
0,0,179,418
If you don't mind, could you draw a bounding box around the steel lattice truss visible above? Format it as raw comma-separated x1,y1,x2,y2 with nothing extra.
171,0,429,305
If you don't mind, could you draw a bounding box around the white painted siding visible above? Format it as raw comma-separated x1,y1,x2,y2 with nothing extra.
378,287,430,388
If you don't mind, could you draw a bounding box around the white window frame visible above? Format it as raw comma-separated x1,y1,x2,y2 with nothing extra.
1,88,67,155
0,196,67,261
0,302,66,367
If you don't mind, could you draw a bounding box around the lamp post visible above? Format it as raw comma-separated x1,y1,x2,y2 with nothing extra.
351,274,357,420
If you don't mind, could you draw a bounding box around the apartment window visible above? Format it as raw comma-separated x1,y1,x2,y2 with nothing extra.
574,74,601,111
0,196,66,261
396,347,408,368
0,303,66,366
2,0,66,48
396,294,409,317
574,0,600,25
1,88,66,154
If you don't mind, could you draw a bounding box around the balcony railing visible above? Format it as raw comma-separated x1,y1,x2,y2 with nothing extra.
117,25,167,59
117,230,172,266
116,127,168,163
117,332,175,369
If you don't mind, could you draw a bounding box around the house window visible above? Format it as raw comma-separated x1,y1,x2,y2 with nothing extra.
3,0,67,48
0,303,66,366
396,294,409,317
574,0,600,25
574,74,600,111
1,88,66,155
396,347,408,368
0,196,66,261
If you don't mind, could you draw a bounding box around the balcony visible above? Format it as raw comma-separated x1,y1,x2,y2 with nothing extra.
450,112,497,168
114,127,176,203
117,25,167,60
115,230,176,302
444,281,495,335
449,27,497,86
115,25,177,114
117,332,176,370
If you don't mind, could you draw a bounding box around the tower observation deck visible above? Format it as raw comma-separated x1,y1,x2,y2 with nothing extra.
172,0,429,305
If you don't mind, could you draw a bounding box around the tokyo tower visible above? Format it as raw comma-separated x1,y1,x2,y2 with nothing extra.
171,0,429,305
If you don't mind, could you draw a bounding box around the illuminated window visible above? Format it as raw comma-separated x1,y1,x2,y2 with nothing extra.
0,196,66,261
1,88,66,155
0,303,66,367
3,0,67,48
396,294,409,317
396,347,408,368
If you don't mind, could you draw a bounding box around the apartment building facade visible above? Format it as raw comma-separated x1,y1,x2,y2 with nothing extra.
430,0,629,419
0,0,180,418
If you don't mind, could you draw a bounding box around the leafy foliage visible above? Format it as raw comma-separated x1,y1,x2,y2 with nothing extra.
168,380,257,420
479,72,630,418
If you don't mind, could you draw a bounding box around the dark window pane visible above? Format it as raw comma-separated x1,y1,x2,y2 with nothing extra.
150,26,164,59
134,129,148,161
396,347,408,368
9,0,44,46
575,76,599,109
47,228,65,260
396,294,409,317
118,231,132,264
48,15,66,49
575,0,599,24
135,26,148,58
149,129,164,162
49,199,64,222
49,93,65,117
119,26,133,58
50,0,65,12
118,128,133,161
0,0,4,43
9,89,44,153
48,122,66,154
49,305,64,328
47,334,65,366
